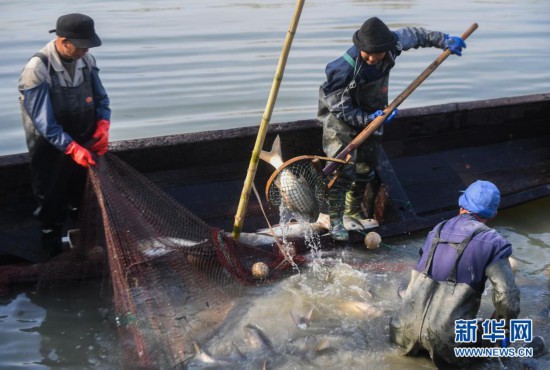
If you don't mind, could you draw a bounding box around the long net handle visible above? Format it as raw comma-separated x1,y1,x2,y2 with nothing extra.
232,0,306,240
323,23,479,176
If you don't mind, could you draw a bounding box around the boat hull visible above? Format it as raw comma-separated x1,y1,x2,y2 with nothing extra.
1,93,549,262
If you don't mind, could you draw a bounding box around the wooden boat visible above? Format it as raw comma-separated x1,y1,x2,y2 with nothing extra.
1,93,549,264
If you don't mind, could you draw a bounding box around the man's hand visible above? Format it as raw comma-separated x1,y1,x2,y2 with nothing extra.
443,34,466,56
385,109,398,124
366,110,384,124
90,119,110,155
65,141,96,167
366,109,398,125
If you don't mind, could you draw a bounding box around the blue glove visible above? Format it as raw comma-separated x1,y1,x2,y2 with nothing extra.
385,109,398,124
443,34,466,56
366,110,384,124
366,109,398,125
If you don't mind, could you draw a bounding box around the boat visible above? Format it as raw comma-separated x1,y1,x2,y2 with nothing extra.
1,92,549,264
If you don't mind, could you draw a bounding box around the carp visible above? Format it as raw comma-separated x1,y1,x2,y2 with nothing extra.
260,135,320,222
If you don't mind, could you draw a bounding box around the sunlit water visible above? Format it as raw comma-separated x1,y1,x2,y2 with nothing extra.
1,0,549,155
1,0,550,368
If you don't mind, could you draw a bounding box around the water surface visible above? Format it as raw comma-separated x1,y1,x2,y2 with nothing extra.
1,0,549,155
0,1,549,368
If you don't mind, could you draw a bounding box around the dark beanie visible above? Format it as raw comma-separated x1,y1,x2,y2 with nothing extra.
352,17,397,52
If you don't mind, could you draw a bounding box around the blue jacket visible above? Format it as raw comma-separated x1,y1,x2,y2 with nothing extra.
319,27,447,128
18,40,110,153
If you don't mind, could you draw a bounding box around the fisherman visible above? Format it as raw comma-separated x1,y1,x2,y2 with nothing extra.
318,17,466,241
18,13,111,258
389,180,544,368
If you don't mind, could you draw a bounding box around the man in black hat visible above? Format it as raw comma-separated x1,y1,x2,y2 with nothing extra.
18,13,111,258
318,17,466,241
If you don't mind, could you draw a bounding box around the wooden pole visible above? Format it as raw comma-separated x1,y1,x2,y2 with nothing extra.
323,23,478,176
232,0,305,240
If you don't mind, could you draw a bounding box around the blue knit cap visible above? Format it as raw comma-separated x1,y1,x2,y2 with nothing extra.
458,180,500,219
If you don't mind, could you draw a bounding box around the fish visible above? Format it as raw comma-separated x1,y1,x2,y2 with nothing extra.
192,342,232,366
233,215,329,248
255,218,329,239
244,324,276,353
260,135,320,222
138,222,328,260
230,232,277,247
289,335,333,361
336,300,384,319
136,236,210,258
228,225,324,249
290,306,314,329
243,324,290,369
190,341,246,368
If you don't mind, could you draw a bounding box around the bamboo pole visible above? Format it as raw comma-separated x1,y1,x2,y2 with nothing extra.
232,0,305,240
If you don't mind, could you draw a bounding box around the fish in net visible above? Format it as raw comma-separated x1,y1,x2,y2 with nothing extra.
260,135,329,223
2,153,305,368
87,153,308,367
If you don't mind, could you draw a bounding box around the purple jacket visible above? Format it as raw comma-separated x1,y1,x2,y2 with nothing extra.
415,213,512,293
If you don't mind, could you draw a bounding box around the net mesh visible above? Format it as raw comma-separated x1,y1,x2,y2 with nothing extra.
266,157,328,222
2,153,305,368
89,153,308,367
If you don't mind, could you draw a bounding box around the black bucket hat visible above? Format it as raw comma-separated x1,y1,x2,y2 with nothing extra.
49,13,101,48
352,17,397,53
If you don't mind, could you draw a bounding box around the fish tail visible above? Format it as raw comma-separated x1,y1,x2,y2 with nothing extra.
260,135,284,169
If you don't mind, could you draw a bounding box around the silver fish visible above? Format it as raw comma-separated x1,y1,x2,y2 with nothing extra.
231,232,276,247
234,220,329,247
244,324,276,353
191,341,245,368
290,306,314,329
136,236,209,258
255,220,328,239
336,300,383,319
260,135,320,222
192,342,231,366
288,335,332,361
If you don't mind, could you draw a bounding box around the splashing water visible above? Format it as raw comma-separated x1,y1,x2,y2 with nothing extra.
278,203,324,262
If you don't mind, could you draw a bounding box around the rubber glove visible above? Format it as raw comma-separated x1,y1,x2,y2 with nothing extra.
442,34,466,56
89,119,110,155
366,110,384,124
65,141,96,167
366,109,398,125
385,109,398,124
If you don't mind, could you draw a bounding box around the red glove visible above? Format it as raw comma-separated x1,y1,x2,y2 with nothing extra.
89,119,110,155
65,141,96,167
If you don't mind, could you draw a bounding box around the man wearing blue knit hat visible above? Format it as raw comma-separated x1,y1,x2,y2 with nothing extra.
390,180,545,368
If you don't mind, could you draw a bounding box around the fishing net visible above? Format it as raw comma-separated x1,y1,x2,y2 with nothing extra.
88,153,310,367
265,156,329,223
0,153,306,368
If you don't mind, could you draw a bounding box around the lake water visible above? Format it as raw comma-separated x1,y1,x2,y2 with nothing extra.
1,0,549,156
1,0,549,369
1,197,549,369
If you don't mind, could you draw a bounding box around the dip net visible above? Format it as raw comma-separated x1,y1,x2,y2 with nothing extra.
62,153,303,368
265,155,328,223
